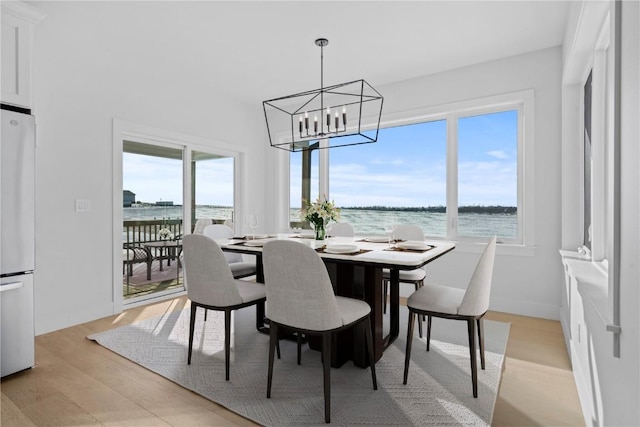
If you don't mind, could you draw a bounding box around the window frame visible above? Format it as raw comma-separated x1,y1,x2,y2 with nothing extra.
298,90,535,249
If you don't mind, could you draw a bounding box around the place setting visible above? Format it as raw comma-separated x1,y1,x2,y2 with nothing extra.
315,243,371,256
384,240,435,253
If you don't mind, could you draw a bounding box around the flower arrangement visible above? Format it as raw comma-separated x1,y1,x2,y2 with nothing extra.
158,228,174,240
305,196,340,240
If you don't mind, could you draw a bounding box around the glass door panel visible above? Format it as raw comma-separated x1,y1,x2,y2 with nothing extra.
122,140,184,302
191,151,235,230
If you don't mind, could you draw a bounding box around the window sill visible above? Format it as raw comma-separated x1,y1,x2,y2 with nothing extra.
449,240,536,256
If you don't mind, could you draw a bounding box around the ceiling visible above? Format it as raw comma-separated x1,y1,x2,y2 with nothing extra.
33,1,573,106
180,0,572,104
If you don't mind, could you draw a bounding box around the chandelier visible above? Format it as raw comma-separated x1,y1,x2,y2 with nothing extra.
263,38,384,152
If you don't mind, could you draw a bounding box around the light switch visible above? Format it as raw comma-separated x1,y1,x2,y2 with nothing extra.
75,199,91,213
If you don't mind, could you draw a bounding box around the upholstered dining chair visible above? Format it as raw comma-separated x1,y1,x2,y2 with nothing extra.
403,236,497,398
328,221,355,237
203,224,257,279
192,218,213,234
382,224,428,336
262,240,378,423
182,234,266,381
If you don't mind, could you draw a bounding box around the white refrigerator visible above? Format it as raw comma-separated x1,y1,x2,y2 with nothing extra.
1,108,36,377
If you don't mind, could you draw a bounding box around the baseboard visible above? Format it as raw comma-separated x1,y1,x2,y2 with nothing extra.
35,301,115,336
489,295,561,320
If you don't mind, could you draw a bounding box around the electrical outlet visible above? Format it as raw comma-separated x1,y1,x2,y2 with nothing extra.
75,199,91,213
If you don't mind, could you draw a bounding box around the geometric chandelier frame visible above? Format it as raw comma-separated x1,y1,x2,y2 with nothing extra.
263,38,384,152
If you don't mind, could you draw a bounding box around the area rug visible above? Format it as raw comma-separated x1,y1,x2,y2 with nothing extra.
88,306,509,426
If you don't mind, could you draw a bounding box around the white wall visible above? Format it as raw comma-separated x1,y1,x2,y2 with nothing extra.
31,2,267,334
560,1,640,425
30,1,564,335
358,47,564,320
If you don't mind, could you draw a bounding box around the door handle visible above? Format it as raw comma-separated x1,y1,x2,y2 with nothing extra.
0,282,24,292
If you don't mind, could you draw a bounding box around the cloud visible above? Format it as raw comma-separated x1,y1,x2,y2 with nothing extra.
487,150,509,159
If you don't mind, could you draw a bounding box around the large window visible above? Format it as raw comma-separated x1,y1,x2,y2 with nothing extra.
290,93,530,244
328,120,447,236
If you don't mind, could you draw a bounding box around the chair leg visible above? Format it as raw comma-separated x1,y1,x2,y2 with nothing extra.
426,315,432,351
267,323,279,398
322,333,332,423
297,332,302,365
477,318,485,370
383,280,388,314
364,318,377,390
415,283,423,338
204,309,208,322
224,310,231,381
188,304,196,365
403,310,416,385
467,318,478,398
276,336,281,360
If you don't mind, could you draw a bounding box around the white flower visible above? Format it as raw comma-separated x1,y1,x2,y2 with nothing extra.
304,196,340,226
158,228,174,239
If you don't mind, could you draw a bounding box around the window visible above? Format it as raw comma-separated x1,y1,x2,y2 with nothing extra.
290,92,531,245
289,144,319,227
457,110,518,239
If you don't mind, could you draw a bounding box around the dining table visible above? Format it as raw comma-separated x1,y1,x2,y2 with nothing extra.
217,234,455,368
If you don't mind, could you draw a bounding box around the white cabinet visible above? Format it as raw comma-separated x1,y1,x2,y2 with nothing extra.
1,2,44,109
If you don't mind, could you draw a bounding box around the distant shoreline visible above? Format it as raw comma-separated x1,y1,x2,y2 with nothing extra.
126,204,517,214
340,205,517,214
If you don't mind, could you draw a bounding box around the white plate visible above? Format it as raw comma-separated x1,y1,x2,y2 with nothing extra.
250,234,270,239
364,236,389,243
324,244,360,254
396,241,431,250
244,239,269,247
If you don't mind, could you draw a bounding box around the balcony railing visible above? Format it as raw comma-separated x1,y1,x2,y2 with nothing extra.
123,219,183,245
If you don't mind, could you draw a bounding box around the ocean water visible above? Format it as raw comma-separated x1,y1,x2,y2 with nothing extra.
124,206,517,238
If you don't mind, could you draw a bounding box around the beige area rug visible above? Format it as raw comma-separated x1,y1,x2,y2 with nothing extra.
88,306,509,426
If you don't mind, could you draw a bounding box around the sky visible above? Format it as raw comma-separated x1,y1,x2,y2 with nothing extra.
123,153,234,206
124,110,517,208
291,109,518,208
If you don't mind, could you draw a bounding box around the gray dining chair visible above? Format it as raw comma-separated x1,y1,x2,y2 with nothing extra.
328,221,355,237
383,224,428,336
403,236,497,397
262,240,377,423
182,234,266,381
203,224,257,279
192,218,213,234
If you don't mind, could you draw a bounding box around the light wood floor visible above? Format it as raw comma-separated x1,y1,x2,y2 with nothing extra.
1,296,585,426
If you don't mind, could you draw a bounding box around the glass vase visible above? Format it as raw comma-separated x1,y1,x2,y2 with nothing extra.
314,222,326,241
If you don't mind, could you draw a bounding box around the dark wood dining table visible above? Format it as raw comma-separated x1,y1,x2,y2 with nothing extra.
217,235,455,368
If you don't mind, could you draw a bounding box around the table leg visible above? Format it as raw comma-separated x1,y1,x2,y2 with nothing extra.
388,269,400,344
254,254,268,333
364,266,384,364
